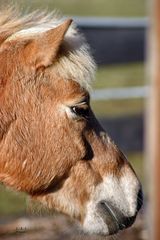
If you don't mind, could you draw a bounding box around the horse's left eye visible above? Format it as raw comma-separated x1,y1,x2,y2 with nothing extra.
71,105,90,119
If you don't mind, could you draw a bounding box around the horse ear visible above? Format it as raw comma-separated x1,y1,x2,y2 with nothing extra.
24,19,72,69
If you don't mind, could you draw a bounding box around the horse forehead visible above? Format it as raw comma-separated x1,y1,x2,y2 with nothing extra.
45,76,89,100
60,78,88,94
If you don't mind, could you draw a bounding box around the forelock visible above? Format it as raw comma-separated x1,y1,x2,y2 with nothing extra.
0,7,96,90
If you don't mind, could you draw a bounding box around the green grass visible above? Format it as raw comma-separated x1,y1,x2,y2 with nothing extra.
0,0,146,17
128,152,144,183
91,98,144,117
0,185,27,216
94,63,145,89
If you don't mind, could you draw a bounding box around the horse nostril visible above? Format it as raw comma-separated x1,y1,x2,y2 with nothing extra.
137,188,143,212
120,215,135,230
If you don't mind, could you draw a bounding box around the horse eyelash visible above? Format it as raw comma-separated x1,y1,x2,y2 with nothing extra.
70,105,90,119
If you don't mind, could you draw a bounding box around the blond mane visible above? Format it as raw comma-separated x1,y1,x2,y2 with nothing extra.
0,7,96,90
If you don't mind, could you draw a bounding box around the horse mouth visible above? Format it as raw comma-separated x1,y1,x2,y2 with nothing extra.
96,200,136,235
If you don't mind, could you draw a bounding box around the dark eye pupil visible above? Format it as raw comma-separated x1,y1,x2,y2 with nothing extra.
71,106,89,118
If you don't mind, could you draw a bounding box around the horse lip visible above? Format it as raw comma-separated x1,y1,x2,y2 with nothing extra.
97,200,137,235
97,200,120,235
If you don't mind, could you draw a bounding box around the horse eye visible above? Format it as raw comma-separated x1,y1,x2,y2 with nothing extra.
71,105,90,118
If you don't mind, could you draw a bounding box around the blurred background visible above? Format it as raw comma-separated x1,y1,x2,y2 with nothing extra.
0,0,148,240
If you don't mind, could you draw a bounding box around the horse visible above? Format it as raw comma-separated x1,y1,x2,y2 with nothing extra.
0,8,142,236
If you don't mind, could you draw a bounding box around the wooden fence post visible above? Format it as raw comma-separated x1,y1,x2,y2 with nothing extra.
147,0,160,239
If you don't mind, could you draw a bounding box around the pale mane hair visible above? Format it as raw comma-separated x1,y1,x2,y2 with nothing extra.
0,7,96,90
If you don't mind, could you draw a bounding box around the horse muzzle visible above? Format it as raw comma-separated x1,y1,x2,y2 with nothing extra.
96,188,143,235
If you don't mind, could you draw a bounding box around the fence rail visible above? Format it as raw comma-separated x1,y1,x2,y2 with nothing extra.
73,17,147,65
92,86,149,101
74,17,148,28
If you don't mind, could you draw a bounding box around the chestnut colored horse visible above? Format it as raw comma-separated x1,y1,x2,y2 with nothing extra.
0,8,142,236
